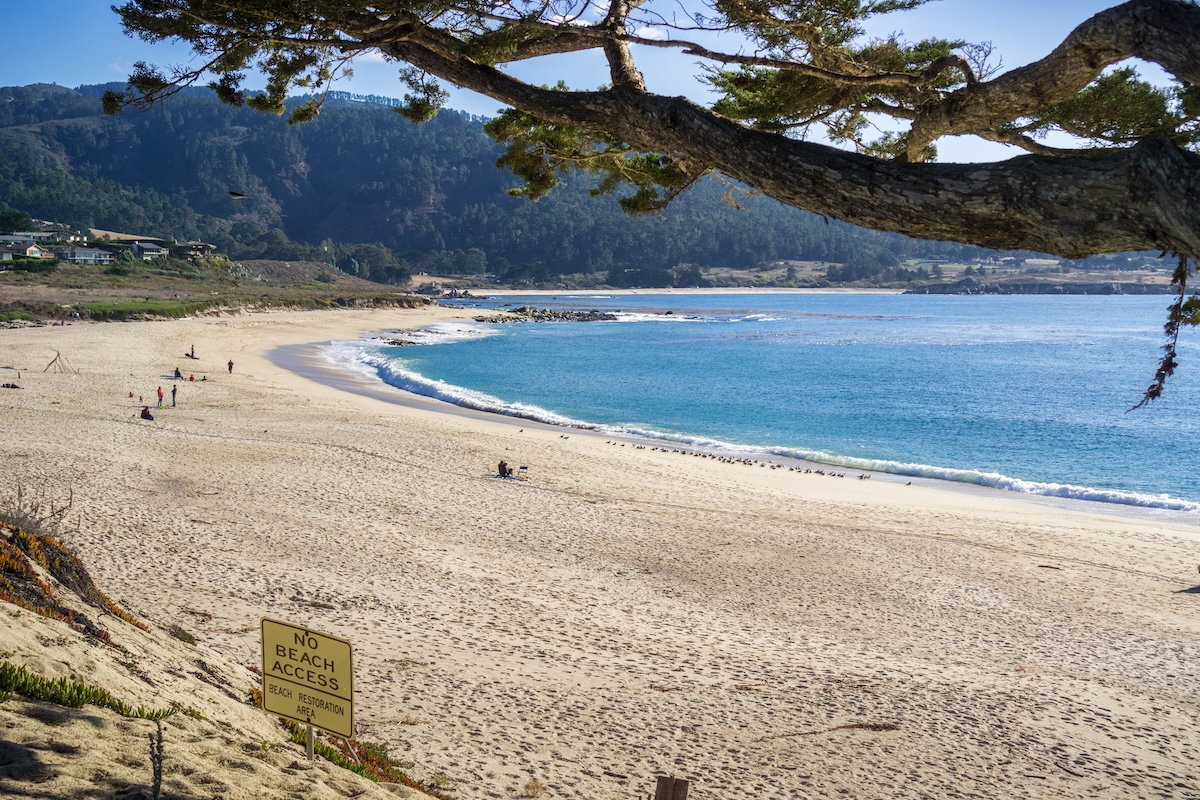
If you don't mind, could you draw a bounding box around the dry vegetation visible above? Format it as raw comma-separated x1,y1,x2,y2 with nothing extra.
0,258,427,322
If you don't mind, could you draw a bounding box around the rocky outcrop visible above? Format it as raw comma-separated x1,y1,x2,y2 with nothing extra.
473,306,619,323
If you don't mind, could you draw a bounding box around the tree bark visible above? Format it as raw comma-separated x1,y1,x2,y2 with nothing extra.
385,37,1200,259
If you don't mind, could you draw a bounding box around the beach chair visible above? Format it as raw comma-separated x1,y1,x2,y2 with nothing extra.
516,465,529,481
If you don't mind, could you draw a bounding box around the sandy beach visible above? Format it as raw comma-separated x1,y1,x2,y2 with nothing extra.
3,306,1200,799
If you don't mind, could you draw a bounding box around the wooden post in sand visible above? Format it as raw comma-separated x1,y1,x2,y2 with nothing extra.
654,775,689,800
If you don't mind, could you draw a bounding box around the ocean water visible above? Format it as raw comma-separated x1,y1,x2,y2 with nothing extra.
322,293,1200,512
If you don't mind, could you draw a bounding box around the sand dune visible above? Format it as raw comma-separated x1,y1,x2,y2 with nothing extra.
2,307,1200,799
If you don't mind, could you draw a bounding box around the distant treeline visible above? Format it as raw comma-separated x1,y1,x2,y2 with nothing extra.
0,82,1137,287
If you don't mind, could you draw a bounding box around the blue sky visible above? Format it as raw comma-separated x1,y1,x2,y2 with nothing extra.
1,1,1152,162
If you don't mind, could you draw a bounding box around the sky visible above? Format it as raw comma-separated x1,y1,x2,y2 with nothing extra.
1,0,1158,163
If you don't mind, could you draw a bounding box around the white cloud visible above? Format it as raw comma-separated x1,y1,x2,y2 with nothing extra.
633,25,669,40
549,12,593,26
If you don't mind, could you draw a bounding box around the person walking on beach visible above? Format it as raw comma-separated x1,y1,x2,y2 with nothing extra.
156,385,164,409
227,359,234,374
171,384,177,407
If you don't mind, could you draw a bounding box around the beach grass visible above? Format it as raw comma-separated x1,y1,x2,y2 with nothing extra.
74,298,214,320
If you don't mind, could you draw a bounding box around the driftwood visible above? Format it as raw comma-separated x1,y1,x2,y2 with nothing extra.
43,350,79,375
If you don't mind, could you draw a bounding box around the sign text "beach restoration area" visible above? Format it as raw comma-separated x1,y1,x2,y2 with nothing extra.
261,618,354,738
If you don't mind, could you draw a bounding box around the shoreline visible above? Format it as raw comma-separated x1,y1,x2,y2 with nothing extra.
295,315,1200,524
471,286,909,296
292,331,1200,528
4,308,1200,799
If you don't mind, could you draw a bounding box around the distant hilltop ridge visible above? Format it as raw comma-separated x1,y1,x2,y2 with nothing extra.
4,81,1168,292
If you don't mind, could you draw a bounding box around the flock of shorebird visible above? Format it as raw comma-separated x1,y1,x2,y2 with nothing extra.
601,440,872,479
517,425,880,481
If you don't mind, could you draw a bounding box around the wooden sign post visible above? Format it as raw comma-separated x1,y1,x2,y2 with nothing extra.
654,775,689,800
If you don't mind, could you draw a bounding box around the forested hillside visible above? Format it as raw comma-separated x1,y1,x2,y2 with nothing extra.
0,82,1028,283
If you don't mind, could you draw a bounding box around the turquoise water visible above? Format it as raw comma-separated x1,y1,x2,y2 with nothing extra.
325,293,1200,511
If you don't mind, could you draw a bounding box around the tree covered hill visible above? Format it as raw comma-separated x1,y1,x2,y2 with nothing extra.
0,83,1040,282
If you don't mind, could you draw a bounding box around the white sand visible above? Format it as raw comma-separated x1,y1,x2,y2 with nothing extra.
3,307,1200,799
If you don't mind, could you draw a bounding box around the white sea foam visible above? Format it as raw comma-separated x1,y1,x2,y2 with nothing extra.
758,448,1200,513
372,321,500,346
325,341,596,428
610,311,709,323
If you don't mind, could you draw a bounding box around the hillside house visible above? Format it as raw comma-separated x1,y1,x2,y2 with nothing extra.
131,241,169,260
55,246,114,265
0,243,53,260
172,241,216,260
0,231,82,244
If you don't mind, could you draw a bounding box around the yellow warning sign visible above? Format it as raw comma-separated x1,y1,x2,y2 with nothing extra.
261,618,354,738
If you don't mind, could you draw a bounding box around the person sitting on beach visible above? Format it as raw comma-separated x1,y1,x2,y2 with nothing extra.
174,367,183,379
140,406,154,421
498,460,512,478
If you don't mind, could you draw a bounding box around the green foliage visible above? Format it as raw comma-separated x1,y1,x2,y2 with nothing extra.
0,207,33,233
104,4,353,126
485,101,700,213
167,624,197,645
10,259,58,274
0,660,177,720
1134,256,1200,408
706,0,926,55
1030,68,1200,149
706,34,961,156
394,67,450,124
171,701,206,720
1179,293,1200,326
